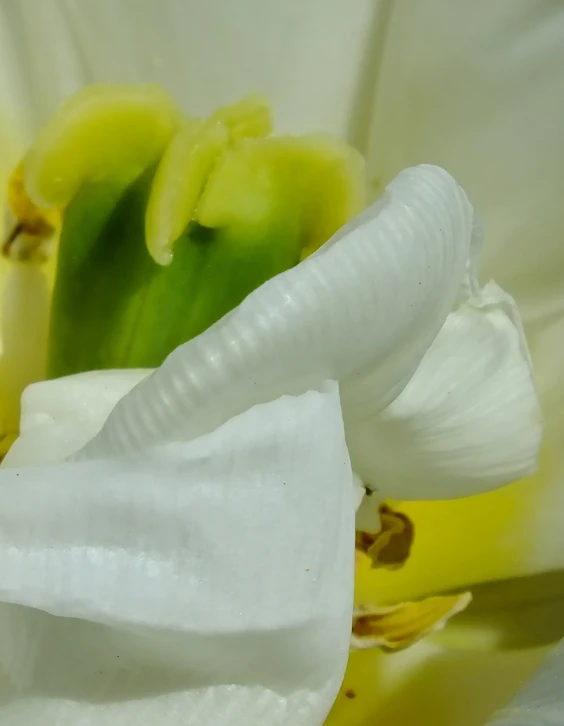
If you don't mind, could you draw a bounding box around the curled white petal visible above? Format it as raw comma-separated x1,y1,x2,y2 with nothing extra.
345,282,542,500
79,165,475,459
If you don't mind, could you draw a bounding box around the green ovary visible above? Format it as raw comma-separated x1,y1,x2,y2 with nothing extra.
20,84,365,377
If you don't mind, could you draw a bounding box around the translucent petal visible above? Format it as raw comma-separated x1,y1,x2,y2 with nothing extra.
77,165,476,465
345,282,541,499
364,0,564,597
0,0,379,138
363,0,564,431
0,381,354,725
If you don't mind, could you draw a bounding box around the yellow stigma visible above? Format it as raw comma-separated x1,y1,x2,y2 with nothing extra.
24,84,181,209
145,95,274,265
145,118,230,265
195,134,364,246
210,94,272,141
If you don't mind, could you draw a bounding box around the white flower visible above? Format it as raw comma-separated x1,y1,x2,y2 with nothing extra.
0,2,560,725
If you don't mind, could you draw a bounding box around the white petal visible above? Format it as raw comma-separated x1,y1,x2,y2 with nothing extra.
4,369,151,467
0,382,354,725
363,1,564,432
0,0,377,137
78,165,475,461
345,281,541,499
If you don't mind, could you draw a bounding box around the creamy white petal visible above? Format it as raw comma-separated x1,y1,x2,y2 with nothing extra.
0,382,354,725
364,0,564,575
363,0,564,431
344,281,541,499
0,0,379,138
77,165,475,460
4,369,151,467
